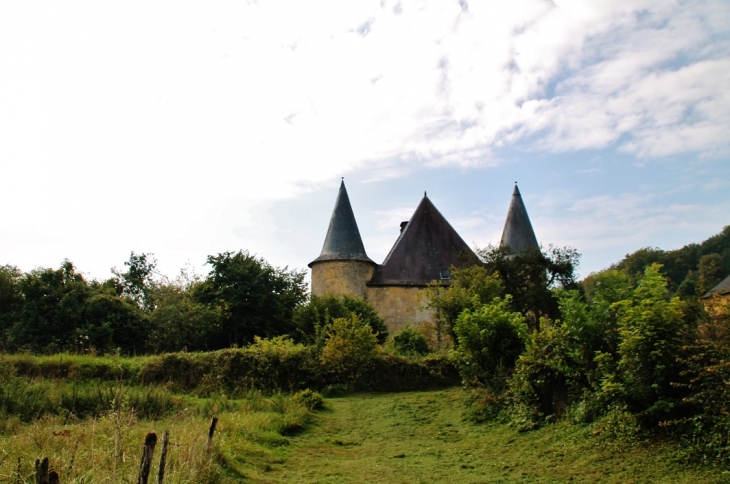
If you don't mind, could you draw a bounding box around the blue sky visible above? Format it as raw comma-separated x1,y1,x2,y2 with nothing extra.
1,0,728,281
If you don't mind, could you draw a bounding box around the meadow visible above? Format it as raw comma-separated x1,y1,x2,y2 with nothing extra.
0,353,726,483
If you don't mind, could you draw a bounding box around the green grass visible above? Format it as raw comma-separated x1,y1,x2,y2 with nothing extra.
241,389,727,483
1,378,726,482
0,391,312,483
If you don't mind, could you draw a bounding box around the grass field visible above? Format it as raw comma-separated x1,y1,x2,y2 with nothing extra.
2,387,727,483
232,389,728,484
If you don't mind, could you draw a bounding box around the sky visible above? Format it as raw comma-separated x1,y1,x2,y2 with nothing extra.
1,0,729,283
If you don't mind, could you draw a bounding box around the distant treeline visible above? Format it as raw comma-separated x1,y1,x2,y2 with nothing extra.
0,251,312,354
607,225,730,297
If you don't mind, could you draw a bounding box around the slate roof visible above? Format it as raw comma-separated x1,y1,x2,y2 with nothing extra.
702,274,730,298
367,194,478,286
309,180,375,267
500,184,539,253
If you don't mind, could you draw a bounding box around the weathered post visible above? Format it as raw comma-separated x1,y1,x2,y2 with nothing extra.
157,430,169,484
207,417,218,458
35,457,49,484
137,432,158,484
34,458,60,484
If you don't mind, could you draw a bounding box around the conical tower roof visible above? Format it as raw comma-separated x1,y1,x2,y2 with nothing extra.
500,184,539,253
368,193,478,286
309,180,374,267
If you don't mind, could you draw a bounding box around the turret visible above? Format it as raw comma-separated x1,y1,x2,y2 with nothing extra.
308,180,375,297
500,184,539,254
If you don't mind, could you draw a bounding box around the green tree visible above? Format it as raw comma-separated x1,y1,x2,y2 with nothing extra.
612,264,686,421
10,261,92,352
82,289,147,355
451,295,528,390
319,315,379,383
147,281,221,353
110,252,159,311
0,265,22,350
292,294,388,344
696,253,724,296
392,326,430,356
194,251,307,348
477,244,579,329
426,265,503,346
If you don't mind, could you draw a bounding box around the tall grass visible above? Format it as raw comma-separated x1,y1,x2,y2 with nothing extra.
0,375,177,421
0,390,318,483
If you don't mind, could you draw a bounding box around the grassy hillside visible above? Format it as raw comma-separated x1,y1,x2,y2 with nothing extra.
232,389,726,483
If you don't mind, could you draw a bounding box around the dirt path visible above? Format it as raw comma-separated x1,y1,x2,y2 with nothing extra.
258,388,724,483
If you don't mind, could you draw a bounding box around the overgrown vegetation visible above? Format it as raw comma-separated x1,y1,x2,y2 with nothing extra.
436,229,730,465
0,250,307,354
1,226,729,475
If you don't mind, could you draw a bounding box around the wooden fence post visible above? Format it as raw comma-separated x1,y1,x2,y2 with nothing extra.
137,432,157,484
35,458,49,484
34,458,60,484
207,417,218,458
157,430,169,484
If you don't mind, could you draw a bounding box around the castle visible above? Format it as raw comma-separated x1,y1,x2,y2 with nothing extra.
308,181,539,334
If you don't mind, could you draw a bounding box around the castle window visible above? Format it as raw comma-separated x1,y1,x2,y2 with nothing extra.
439,269,451,280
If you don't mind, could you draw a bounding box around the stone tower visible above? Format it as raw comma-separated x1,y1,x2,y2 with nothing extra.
500,183,539,253
308,180,375,298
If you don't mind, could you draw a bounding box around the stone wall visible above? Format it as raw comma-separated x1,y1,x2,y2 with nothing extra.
310,260,375,298
366,285,436,335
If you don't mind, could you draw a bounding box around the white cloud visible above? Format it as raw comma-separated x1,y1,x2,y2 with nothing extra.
0,0,727,278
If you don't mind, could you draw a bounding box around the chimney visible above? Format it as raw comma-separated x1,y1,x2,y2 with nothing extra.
400,221,408,233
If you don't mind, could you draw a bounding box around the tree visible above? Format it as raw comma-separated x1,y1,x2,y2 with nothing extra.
426,265,503,346
0,265,22,350
392,326,430,356
110,252,159,311
477,244,580,329
292,294,388,344
147,280,221,353
82,289,147,354
612,263,685,421
451,295,528,390
10,260,92,352
194,250,307,348
319,315,379,383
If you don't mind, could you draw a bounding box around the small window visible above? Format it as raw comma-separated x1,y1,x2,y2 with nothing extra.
439,269,451,280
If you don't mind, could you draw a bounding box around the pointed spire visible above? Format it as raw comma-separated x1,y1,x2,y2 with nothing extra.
309,180,373,267
500,184,539,253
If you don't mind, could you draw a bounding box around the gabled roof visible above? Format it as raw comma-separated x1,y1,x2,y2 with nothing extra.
702,274,730,299
500,184,539,253
368,194,478,286
309,180,374,267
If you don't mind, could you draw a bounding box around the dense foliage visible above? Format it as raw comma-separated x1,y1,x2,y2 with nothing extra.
391,326,430,356
608,225,730,297
0,251,307,354
292,294,388,344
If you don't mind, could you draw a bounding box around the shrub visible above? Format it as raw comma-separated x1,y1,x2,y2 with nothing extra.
451,296,528,390
293,294,388,344
319,315,379,384
392,326,430,356
612,264,685,423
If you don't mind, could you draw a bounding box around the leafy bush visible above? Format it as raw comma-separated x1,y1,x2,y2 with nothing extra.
293,294,388,344
507,320,585,427
319,316,379,384
451,296,528,390
611,264,685,423
392,326,430,356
